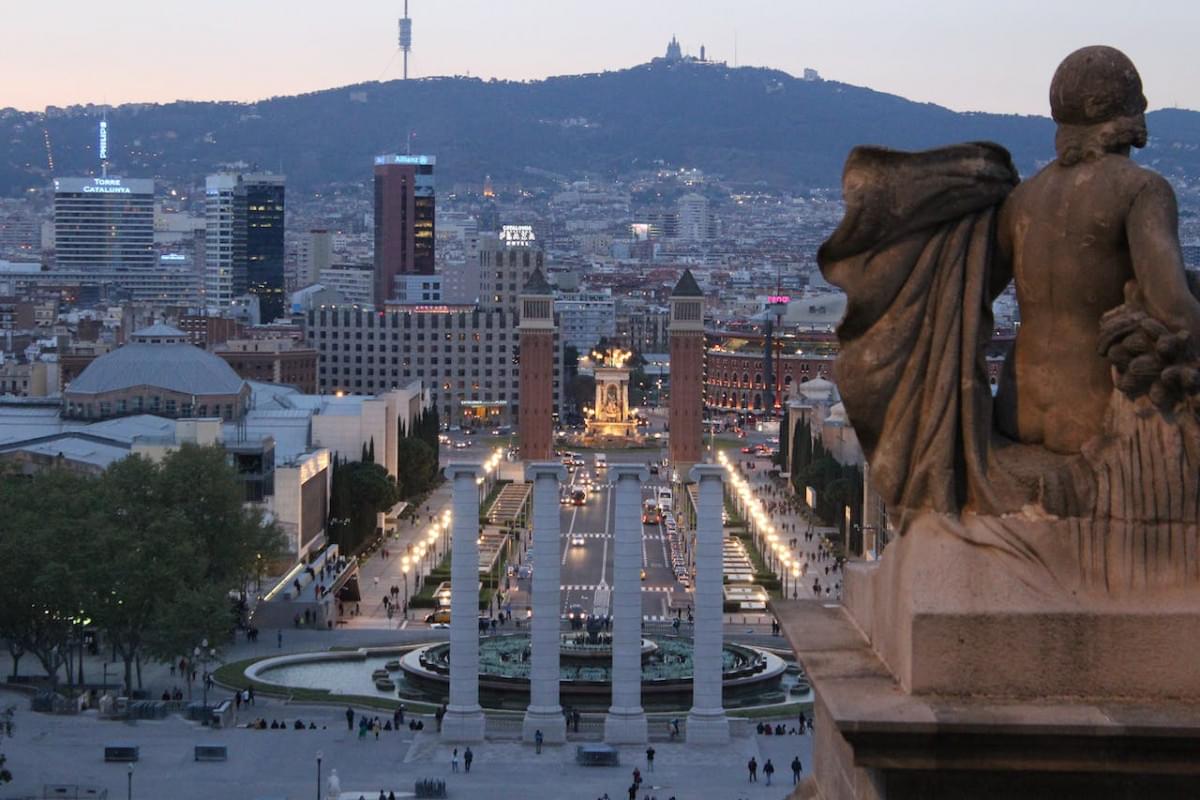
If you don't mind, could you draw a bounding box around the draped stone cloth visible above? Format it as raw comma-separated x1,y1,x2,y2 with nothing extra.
817,143,1019,526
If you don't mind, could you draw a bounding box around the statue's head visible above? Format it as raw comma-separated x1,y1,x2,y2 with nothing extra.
1049,46,1148,166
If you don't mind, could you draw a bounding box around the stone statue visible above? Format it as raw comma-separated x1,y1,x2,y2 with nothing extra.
820,46,1200,595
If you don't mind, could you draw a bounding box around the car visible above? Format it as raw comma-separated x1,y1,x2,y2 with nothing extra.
424,609,451,625
648,463,660,475
740,446,754,454
454,440,470,449
640,568,647,581
560,491,572,505
566,604,587,629
570,533,586,547
571,488,587,506
491,428,501,436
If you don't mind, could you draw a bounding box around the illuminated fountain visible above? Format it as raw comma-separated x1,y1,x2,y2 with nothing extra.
582,348,643,445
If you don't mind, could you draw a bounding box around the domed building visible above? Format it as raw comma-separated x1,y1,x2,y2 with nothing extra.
63,323,251,421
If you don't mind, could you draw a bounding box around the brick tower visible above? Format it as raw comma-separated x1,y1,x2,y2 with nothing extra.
669,269,705,475
518,268,556,461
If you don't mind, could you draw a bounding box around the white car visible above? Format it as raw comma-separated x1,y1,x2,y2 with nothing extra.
570,534,586,547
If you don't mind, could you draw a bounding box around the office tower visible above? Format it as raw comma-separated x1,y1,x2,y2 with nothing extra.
53,176,154,271
244,174,286,321
300,229,333,288
204,174,247,308
373,155,435,307
678,193,714,241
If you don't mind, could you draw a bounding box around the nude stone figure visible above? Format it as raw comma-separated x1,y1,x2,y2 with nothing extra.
994,46,1200,454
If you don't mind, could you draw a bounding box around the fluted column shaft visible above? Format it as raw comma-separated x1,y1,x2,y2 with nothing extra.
605,464,649,744
443,463,485,742
523,462,567,743
688,464,730,743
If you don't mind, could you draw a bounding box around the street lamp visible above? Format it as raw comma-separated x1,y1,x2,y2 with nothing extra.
195,639,215,711
400,557,410,612
127,763,133,800
316,750,323,800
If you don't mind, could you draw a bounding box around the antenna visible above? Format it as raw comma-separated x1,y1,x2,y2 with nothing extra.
398,1,413,80
734,30,738,67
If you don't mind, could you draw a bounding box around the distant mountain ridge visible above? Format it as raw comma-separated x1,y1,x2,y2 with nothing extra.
3,60,1199,196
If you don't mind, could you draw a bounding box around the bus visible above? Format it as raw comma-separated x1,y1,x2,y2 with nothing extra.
594,453,607,470
642,499,661,525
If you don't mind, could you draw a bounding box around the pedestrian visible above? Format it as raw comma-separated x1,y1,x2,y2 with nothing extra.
374,718,381,740
764,758,775,785
791,756,803,784
632,767,641,787
277,630,283,649
535,729,543,754
463,746,473,773
452,748,459,773
645,745,655,772
627,784,637,800
748,756,758,782
248,686,255,705
346,707,355,731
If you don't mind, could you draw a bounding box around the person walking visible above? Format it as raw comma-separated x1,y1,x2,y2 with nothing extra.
645,746,655,772
791,756,803,784
748,756,758,782
627,784,638,800
764,759,775,785
535,729,544,754
247,686,255,706
463,746,473,773
276,630,282,649
451,748,459,773
345,707,355,731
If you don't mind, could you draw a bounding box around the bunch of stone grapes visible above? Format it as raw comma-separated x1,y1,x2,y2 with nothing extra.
1099,300,1200,413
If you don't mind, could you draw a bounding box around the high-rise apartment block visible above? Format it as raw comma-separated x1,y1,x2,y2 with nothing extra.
204,174,247,308
479,226,544,316
373,155,435,306
53,177,155,271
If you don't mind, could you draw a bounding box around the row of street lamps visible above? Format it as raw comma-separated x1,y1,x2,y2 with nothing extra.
716,450,803,599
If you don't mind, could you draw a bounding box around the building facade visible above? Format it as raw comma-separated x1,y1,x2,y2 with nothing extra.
215,338,318,393
307,304,562,428
53,177,155,272
374,155,436,306
478,228,544,316
244,174,286,322
555,290,615,353
204,174,247,308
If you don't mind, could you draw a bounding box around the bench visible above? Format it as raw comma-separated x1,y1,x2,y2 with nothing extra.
194,744,228,762
575,743,619,766
103,745,138,762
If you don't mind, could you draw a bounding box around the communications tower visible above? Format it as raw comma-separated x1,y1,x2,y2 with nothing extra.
398,1,413,80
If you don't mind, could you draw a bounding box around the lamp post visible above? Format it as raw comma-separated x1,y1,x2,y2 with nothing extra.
195,639,215,711
316,750,323,800
400,557,410,613
127,763,133,800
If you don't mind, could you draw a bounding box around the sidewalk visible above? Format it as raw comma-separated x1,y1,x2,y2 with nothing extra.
343,479,456,630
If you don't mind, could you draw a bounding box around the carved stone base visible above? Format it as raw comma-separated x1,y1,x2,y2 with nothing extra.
685,708,730,744
603,707,648,744
776,600,1200,800
845,511,1200,700
521,706,566,744
440,706,485,742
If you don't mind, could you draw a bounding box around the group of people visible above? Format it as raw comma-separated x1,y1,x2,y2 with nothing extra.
744,755,804,786
246,718,323,730
756,721,805,736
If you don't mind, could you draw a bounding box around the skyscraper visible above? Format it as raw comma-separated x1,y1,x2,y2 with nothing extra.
204,174,247,308
373,154,435,307
53,176,154,272
244,173,286,321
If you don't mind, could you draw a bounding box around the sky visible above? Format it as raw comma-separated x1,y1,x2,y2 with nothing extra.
3,0,1198,116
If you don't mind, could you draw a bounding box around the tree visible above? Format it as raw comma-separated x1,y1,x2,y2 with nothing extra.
328,461,400,554
396,437,438,499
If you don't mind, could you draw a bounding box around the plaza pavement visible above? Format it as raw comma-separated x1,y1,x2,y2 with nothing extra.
0,691,812,800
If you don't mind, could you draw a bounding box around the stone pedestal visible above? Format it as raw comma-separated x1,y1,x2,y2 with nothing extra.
776,511,1200,799
442,463,485,743
522,462,568,744
687,464,729,744
605,464,649,745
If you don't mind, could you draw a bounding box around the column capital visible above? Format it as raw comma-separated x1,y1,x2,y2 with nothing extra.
444,462,483,481
525,461,567,482
609,463,650,483
689,464,725,483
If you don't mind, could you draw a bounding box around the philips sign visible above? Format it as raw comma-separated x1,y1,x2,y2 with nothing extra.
767,295,791,305
499,225,536,247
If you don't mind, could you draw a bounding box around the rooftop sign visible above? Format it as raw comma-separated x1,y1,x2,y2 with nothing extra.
374,154,435,166
53,177,154,196
499,225,536,247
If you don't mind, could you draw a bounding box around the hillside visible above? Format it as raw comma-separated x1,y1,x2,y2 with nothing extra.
3,60,1199,195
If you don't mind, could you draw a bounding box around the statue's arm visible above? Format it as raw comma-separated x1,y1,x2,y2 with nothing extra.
1126,175,1200,339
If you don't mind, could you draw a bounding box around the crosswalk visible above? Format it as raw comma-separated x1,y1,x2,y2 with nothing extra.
560,532,610,539
560,584,672,593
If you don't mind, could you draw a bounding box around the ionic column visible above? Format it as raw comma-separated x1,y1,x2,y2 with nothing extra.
522,462,568,744
605,464,649,744
442,462,485,742
687,464,730,743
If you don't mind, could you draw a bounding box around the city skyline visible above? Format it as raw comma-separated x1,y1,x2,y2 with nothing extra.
3,0,1199,116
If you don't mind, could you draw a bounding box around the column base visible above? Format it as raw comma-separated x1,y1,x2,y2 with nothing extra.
686,708,730,744
522,706,566,743
604,706,648,744
441,705,486,742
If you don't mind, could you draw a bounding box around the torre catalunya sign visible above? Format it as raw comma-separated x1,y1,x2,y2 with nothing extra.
53,177,153,195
